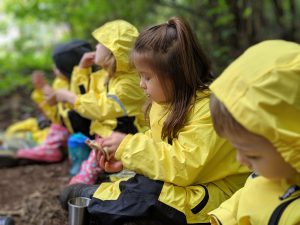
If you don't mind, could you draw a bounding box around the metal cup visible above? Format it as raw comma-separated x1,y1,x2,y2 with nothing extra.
68,197,91,225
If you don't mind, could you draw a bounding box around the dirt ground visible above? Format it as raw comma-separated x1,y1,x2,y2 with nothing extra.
0,161,69,225
0,90,69,225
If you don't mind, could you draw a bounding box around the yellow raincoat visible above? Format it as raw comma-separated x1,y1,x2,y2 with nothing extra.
31,76,69,124
32,76,76,133
4,117,48,145
89,91,249,224
209,40,300,225
5,76,70,144
72,20,147,137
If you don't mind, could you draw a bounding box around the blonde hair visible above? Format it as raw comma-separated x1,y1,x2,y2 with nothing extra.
103,52,116,78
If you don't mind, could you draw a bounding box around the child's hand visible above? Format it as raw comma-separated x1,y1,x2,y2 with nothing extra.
95,132,126,173
32,70,47,89
101,131,127,154
55,89,77,105
98,154,123,173
86,138,123,173
43,85,57,106
79,52,96,68
42,84,54,96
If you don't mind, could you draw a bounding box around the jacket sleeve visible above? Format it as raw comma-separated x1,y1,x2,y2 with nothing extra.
208,187,243,225
70,66,91,95
115,100,244,186
31,77,68,123
31,89,44,106
73,91,124,120
5,117,39,135
31,88,52,118
73,75,144,121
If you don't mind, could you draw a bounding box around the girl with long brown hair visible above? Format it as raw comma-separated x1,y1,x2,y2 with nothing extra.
61,17,249,225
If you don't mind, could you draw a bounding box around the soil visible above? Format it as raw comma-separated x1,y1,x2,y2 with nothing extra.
0,161,69,225
0,89,69,225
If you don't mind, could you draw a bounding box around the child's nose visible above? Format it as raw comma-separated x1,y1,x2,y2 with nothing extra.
139,79,146,89
236,151,252,169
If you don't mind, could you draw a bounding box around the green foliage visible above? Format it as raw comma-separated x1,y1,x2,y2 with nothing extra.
0,0,299,95
0,48,52,95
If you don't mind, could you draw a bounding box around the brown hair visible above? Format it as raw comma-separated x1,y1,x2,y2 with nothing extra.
131,16,213,141
209,93,247,137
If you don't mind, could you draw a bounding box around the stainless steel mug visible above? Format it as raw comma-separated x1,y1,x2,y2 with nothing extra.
68,197,91,225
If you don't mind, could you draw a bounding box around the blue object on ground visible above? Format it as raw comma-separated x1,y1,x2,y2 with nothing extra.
68,133,91,176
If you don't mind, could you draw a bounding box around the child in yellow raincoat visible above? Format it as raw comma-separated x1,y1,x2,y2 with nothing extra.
60,17,249,225
0,64,70,167
208,40,300,225
54,20,147,184
16,40,92,163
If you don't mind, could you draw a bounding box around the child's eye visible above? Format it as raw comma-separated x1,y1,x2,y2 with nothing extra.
139,73,149,80
247,156,260,160
140,75,150,81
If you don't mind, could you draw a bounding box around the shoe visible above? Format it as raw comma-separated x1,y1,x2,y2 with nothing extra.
68,133,90,176
17,124,69,162
17,145,63,162
0,147,19,168
0,216,15,225
59,183,98,210
69,150,101,185
0,134,37,168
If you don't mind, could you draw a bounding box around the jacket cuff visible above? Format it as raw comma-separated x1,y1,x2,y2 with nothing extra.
210,215,222,225
73,66,91,74
209,208,237,225
73,95,82,112
115,134,133,160
31,89,43,103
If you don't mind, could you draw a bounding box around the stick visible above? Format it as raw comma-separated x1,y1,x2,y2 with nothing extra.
85,139,111,160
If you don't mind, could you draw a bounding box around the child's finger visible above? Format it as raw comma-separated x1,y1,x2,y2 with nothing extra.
104,161,123,173
95,149,101,163
99,155,106,169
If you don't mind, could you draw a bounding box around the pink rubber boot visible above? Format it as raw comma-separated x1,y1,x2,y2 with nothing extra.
17,124,69,162
69,149,101,185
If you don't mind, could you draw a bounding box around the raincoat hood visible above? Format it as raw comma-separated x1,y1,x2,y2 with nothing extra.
210,40,300,174
92,20,139,72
